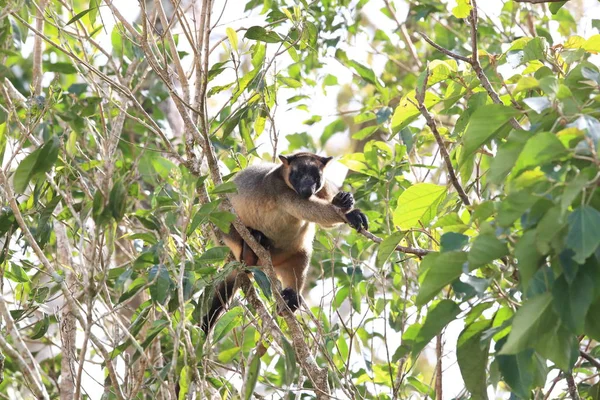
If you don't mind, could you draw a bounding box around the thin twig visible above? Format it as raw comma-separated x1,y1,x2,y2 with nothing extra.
357,228,431,257
417,32,471,63
468,0,523,130
414,69,471,206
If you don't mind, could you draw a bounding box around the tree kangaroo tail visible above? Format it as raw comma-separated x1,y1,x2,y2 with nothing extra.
201,274,237,333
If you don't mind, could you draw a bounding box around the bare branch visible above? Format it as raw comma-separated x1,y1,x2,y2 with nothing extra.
468,0,524,131
417,32,471,63
31,0,47,96
383,0,422,69
415,69,471,206
580,350,600,370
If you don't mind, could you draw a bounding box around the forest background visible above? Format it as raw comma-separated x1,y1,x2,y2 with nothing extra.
1,0,600,399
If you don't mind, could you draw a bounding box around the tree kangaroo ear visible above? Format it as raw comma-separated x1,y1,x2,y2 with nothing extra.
320,156,333,166
279,155,289,166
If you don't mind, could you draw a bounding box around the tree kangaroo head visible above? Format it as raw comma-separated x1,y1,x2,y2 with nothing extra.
279,152,332,199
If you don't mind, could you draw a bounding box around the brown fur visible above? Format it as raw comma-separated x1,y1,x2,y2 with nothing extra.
202,153,365,331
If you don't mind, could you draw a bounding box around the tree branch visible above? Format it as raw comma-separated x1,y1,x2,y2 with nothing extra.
580,350,600,370
417,32,471,63
358,228,431,257
469,0,523,131
414,69,471,206
383,0,422,69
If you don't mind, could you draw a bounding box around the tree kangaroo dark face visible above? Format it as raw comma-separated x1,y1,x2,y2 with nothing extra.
279,153,333,199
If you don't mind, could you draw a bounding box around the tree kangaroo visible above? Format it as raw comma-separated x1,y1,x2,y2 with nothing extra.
202,152,368,331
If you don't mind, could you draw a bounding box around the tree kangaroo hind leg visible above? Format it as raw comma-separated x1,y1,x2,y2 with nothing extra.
273,251,310,314
202,227,272,332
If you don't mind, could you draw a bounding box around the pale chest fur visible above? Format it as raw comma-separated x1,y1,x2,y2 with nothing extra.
229,193,315,252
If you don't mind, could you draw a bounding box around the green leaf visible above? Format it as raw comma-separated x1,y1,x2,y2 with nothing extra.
460,105,519,165
583,34,600,52
552,265,595,334
500,292,555,354
244,352,261,400
13,136,60,193
109,180,127,221
244,26,282,43
178,366,190,400
45,62,77,74
7,263,30,283
488,130,529,185
30,314,49,340
496,346,545,399
211,181,238,194
405,300,460,356
512,132,567,176
213,307,243,343
391,92,441,133
440,232,468,252
452,0,472,18
88,0,100,25
281,337,297,385
534,324,578,371
468,234,509,267
376,231,405,268
515,230,543,290
416,251,468,306
457,320,491,400
197,247,231,264
66,8,92,25
346,60,382,87
393,183,446,230
131,319,169,363
250,268,272,299
549,1,567,14
585,298,600,341
226,27,238,52
561,168,593,212
149,264,172,305
566,206,600,264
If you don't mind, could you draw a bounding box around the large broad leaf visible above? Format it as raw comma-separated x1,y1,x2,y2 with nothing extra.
213,307,243,343
496,344,547,399
511,131,567,177
488,130,530,185
585,298,600,341
514,230,543,290
393,183,446,230
148,265,172,305
566,206,600,264
244,26,282,43
552,263,595,334
534,324,578,371
457,320,491,400
416,251,468,306
243,352,261,400
499,292,556,355
468,234,509,267
197,247,231,264
390,91,441,133
13,136,60,193
460,105,519,165
396,299,460,359
376,231,405,268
